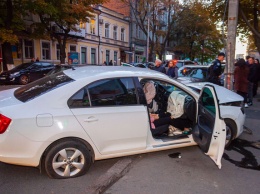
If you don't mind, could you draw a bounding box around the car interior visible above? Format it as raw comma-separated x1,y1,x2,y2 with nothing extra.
140,79,197,140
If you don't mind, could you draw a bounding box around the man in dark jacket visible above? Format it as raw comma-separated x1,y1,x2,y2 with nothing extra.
247,57,257,106
208,52,225,85
153,59,166,74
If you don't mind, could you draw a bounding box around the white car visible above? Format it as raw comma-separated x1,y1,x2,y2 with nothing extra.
0,66,226,179
186,82,245,146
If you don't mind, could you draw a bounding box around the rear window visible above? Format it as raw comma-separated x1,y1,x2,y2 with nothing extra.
14,72,74,102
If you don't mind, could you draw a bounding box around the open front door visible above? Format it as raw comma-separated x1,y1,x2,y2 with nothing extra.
192,85,226,169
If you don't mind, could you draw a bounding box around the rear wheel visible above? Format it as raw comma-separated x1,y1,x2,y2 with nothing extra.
19,75,29,85
44,140,92,179
224,119,236,147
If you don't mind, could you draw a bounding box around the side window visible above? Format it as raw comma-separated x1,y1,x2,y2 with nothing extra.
201,87,216,114
89,78,137,107
68,88,90,108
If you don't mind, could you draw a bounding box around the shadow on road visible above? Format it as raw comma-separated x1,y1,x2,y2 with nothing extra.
224,138,260,171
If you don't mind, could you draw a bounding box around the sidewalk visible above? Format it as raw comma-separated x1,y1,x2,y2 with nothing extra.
105,92,260,194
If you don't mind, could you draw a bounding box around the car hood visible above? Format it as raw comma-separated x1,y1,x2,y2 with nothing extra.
0,88,23,107
186,82,243,104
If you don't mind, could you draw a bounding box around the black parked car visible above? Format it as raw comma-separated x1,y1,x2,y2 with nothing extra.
0,62,55,85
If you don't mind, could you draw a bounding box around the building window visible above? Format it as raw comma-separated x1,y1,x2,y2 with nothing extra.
80,22,86,29
113,26,117,40
81,47,87,64
24,39,34,59
91,48,96,64
70,45,77,52
90,19,95,34
114,51,117,66
42,42,51,60
106,50,110,64
105,23,110,38
56,44,60,60
121,28,125,41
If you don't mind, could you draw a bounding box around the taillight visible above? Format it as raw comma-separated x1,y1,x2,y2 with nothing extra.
0,114,11,134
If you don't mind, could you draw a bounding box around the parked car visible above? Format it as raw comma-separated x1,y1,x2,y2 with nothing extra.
185,82,245,146
0,66,227,179
178,64,225,85
0,62,55,85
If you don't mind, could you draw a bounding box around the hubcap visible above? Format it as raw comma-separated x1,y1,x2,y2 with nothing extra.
52,148,85,177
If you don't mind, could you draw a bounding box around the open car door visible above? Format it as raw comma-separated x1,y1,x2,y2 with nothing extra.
192,84,226,169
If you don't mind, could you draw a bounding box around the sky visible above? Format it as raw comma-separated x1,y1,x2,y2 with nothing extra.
235,36,247,58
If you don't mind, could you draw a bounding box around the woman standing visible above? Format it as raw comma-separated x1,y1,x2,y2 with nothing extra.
234,59,250,107
166,60,178,79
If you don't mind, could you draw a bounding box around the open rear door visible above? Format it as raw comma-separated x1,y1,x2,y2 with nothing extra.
192,84,226,169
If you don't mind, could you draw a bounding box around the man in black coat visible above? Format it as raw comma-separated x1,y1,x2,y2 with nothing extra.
208,52,225,85
153,59,166,74
247,57,257,105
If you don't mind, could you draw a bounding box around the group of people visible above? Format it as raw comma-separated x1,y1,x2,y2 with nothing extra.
103,60,114,66
153,59,179,79
234,56,260,107
31,57,40,62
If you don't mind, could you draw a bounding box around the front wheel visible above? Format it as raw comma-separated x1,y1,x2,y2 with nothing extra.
19,75,29,85
44,140,92,179
224,119,236,147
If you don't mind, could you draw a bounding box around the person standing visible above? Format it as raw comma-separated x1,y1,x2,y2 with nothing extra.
103,61,107,66
208,52,225,85
153,59,166,74
36,57,39,62
109,60,113,66
166,60,178,79
247,57,257,106
31,57,35,62
253,58,260,97
234,59,250,107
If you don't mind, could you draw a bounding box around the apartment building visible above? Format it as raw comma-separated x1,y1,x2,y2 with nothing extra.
2,5,130,66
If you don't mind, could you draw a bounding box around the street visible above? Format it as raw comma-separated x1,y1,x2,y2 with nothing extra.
0,86,259,194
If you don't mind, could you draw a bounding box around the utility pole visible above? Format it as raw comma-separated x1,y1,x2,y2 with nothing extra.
225,0,239,90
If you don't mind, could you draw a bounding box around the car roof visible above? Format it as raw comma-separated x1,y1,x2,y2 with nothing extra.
63,66,167,80
179,65,209,69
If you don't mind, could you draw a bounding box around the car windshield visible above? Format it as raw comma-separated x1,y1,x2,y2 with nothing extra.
176,62,183,68
13,62,32,70
188,68,208,79
14,72,74,102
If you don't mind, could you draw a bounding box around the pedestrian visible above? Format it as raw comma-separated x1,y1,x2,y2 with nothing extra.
208,52,225,85
36,57,39,62
153,59,166,74
234,59,250,107
109,60,113,66
31,57,35,62
166,60,178,79
247,57,257,106
103,61,107,66
253,58,260,97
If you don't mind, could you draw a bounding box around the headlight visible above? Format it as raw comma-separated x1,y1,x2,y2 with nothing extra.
9,72,20,78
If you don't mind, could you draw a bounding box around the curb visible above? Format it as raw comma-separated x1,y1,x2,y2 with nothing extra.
86,158,133,194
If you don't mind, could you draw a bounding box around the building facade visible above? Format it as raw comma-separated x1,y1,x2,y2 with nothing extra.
1,5,130,67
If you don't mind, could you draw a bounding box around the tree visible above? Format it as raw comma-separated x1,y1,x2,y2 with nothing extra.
169,1,223,63
26,0,106,64
210,0,260,54
0,0,27,71
123,0,180,61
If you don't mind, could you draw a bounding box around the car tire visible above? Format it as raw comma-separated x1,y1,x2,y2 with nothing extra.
19,75,29,85
224,119,236,147
44,140,92,179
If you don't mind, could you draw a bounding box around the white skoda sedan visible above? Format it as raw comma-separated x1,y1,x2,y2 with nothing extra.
0,66,226,179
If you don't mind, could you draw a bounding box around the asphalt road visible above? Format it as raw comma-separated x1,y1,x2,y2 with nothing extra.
0,85,260,194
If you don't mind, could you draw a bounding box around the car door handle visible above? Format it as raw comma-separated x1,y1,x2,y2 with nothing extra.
84,117,98,122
